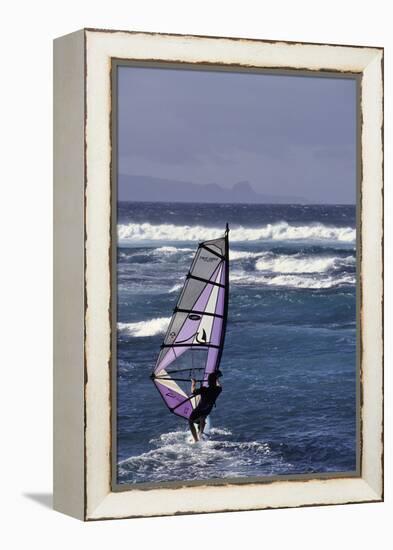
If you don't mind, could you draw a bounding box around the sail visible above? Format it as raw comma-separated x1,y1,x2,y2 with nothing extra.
151,227,229,419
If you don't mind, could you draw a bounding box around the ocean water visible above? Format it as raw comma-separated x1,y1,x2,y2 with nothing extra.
116,202,357,484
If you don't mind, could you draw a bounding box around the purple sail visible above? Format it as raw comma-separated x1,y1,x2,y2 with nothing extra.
151,226,229,419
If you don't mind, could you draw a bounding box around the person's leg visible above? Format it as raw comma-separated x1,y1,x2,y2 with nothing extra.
199,417,206,436
189,410,200,442
188,419,199,442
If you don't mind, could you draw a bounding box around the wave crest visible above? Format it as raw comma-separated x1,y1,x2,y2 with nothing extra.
231,272,355,289
230,250,264,261
152,246,193,255
255,253,355,274
118,317,170,337
118,221,356,243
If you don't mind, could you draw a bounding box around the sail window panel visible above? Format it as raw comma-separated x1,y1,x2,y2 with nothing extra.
164,347,209,375
156,349,210,398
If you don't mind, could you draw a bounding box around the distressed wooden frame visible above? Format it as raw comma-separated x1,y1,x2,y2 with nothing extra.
53,28,383,521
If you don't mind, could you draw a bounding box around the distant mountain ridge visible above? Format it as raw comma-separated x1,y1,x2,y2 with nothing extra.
119,174,308,204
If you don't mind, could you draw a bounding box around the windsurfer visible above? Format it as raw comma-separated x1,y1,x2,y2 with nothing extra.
188,372,222,442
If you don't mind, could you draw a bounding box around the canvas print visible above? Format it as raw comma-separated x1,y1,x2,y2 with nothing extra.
114,65,358,486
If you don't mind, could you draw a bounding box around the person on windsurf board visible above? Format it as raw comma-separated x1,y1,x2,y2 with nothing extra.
189,371,222,442
151,225,229,439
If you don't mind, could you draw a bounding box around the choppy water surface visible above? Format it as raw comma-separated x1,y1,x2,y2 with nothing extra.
117,202,357,484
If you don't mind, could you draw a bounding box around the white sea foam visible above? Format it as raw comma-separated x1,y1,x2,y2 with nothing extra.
153,246,193,255
230,272,355,289
118,317,170,337
118,428,292,483
118,221,356,243
168,283,183,293
229,250,265,261
166,252,355,292
209,427,233,436
255,253,355,274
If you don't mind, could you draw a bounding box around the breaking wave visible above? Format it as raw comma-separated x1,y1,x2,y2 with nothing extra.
152,246,193,255
118,317,170,337
255,253,355,274
231,272,355,289
118,222,355,243
230,250,265,261
161,250,355,291
119,246,193,260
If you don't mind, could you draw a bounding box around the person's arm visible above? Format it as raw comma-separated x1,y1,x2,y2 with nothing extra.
191,379,203,395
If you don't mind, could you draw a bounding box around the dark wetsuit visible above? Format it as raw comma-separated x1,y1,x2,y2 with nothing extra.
189,385,222,422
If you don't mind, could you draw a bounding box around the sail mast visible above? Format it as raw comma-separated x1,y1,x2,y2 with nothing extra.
214,223,230,375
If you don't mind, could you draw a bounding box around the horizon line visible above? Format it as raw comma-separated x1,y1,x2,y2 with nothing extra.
117,199,356,206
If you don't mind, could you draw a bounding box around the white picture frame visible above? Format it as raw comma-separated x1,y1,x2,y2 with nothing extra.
53,28,383,521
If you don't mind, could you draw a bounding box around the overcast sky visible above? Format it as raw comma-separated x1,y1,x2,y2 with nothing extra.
118,66,357,204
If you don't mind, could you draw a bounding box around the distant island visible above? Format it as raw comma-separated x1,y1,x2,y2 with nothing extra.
118,174,308,204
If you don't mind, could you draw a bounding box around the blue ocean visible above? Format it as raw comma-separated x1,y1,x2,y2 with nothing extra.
116,202,357,484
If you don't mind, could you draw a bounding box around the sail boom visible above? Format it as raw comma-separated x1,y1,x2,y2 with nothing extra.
164,367,205,374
